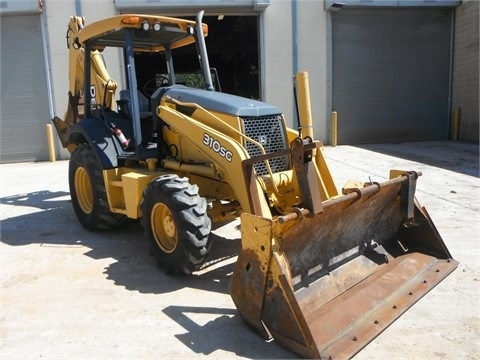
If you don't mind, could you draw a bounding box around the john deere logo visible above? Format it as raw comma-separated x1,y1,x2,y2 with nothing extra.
258,135,268,146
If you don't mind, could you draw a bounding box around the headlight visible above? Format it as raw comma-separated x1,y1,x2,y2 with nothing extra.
141,20,150,31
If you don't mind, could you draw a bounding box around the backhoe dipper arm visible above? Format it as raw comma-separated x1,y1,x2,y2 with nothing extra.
53,16,118,148
64,17,118,126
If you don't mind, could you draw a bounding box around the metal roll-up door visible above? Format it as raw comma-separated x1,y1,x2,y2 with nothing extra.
332,9,453,144
1,14,50,163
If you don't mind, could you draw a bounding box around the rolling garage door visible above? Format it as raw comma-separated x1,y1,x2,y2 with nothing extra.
114,0,267,100
1,14,51,163
332,8,453,144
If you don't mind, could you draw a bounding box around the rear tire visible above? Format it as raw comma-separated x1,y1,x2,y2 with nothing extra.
69,144,126,231
141,175,212,275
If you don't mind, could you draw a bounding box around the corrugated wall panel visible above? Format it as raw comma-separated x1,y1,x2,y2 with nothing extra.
1,14,50,163
332,9,452,144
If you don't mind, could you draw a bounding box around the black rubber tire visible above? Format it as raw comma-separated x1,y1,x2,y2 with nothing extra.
69,144,126,231
141,174,212,275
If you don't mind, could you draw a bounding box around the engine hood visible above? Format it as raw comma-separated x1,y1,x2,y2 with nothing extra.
162,85,281,118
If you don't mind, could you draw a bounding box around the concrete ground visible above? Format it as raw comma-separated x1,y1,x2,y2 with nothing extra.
1,140,478,359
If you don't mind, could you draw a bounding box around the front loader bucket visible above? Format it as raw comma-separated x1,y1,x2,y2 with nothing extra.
230,173,458,359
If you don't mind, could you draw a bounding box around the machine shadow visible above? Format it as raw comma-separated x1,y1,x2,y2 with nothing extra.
354,141,479,177
1,190,241,296
1,190,75,246
2,190,287,357
163,305,300,359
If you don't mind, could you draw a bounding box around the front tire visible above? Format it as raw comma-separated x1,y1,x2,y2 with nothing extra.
69,144,126,231
141,175,212,275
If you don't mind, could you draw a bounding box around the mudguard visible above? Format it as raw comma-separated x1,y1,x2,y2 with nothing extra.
68,117,122,169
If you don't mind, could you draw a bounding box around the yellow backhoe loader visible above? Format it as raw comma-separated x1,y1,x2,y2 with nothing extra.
52,11,458,359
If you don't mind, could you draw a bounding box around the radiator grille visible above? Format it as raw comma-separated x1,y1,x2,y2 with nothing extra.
241,115,289,176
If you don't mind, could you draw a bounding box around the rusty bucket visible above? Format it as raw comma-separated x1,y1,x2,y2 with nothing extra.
230,172,458,359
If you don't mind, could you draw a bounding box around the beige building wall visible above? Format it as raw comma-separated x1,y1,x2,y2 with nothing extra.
41,0,477,161
44,0,123,158
262,1,294,127
46,0,124,119
46,0,331,145
296,2,329,142
263,1,329,141
451,0,479,143
43,0,74,136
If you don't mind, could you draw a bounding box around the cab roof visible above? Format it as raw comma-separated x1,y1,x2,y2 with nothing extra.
77,14,208,52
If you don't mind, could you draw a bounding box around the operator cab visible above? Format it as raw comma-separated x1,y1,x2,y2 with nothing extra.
80,12,215,161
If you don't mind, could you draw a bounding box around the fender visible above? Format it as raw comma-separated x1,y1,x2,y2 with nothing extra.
68,117,121,169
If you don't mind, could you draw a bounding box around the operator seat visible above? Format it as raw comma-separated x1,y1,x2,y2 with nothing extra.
118,90,152,120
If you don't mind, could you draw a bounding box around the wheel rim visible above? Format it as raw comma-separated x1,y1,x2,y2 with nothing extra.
151,202,177,253
74,167,93,214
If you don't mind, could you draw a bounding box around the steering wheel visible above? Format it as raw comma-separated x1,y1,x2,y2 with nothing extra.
142,76,170,97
